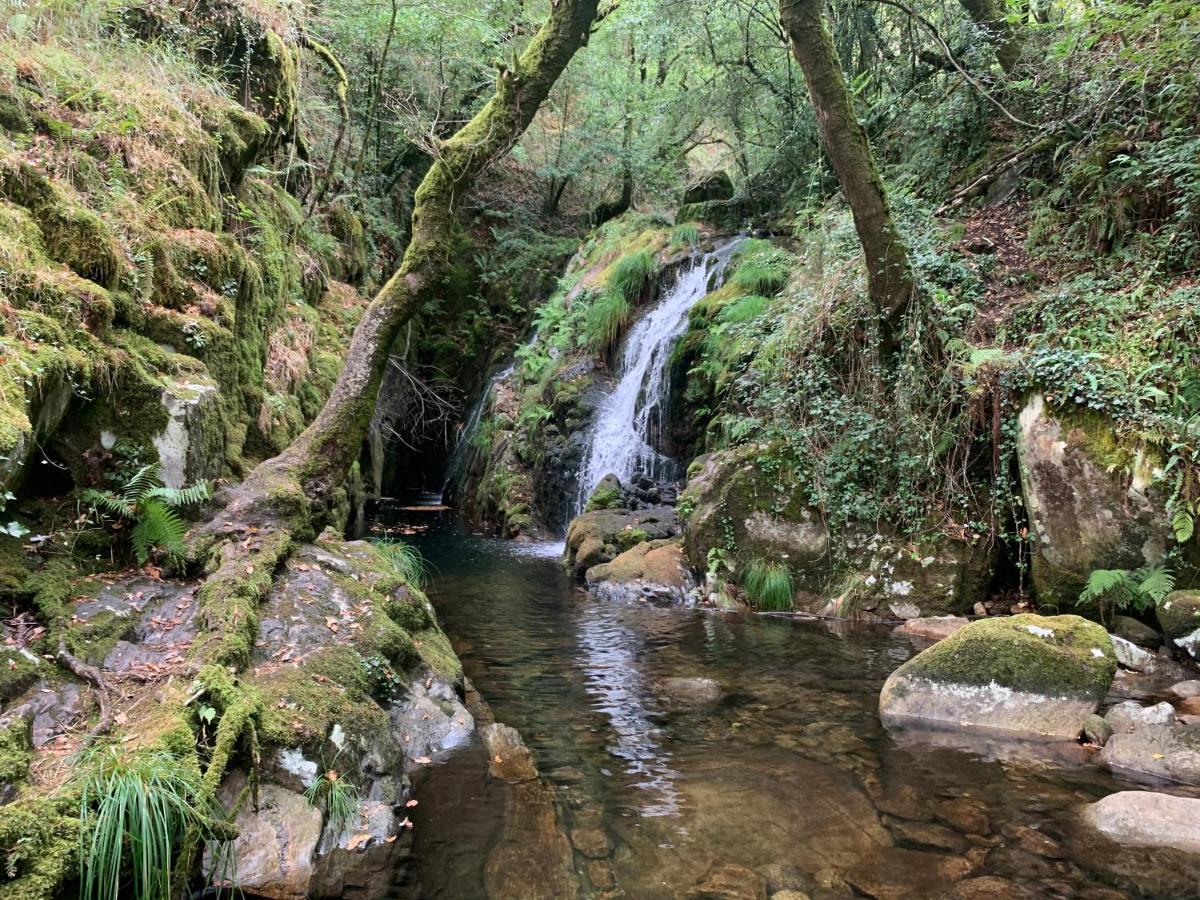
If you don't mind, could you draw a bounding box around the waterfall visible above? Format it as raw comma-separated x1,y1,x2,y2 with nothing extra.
441,361,515,497
575,237,744,515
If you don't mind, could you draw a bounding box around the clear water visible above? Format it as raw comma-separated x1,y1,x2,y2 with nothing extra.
575,240,743,515
389,519,1200,899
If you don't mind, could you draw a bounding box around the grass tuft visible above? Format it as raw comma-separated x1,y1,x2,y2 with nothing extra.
370,538,429,589
73,745,226,900
742,559,794,611
303,768,360,834
670,222,701,249
731,259,788,296
582,288,632,351
718,294,770,325
607,249,659,301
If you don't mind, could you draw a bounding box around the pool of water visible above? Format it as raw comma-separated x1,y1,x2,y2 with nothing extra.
384,518,1199,899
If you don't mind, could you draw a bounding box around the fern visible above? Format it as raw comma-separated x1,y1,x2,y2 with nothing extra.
83,466,209,566
1079,563,1176,618
131,501,187,566
1171,506,1195,543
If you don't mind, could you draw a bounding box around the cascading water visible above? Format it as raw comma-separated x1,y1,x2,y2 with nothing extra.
440,361,515,498
575,237,744,515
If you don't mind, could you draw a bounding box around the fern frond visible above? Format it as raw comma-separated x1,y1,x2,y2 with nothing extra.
121,465,162,505
1079,568,1135,604
1136,564,1176,604
1171,507,1195,543
131,500,186,565
81,488,134,520
146,482,211,508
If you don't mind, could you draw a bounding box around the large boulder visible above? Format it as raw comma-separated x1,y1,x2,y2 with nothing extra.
1081,791,1200,854
1017,395,1174,607
564,507,679,577
681,447,990,616
585,540,697,604
879,614,1117,740
1158,590,1200,658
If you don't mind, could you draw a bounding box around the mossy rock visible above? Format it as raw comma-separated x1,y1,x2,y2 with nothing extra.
585,540,697,604
1159,590,1200,658
585,473,623,512
0,647,40,703
1017,395,1175,608
880,614,1117,741
0,161,126,289
0,796,79,900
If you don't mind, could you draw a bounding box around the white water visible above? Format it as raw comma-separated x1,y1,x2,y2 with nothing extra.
440,361,515,497
575,238,743,514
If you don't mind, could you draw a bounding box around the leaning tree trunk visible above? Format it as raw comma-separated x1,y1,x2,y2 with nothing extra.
958,0,1022,74
780,0,914,358
190,0,602,669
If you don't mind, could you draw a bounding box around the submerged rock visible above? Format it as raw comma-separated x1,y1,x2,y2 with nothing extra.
879,614,1117,741
585,539,697,604
481,722,539,783
896,616,970,642
1081,791,1200,854
1099,723,1200,784
656,676,723,706
686,862,767,900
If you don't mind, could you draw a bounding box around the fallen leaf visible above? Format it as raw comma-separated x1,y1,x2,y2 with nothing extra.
412,756,431,765
405,799,418,808
385,835,397,843
346,832,372,851
115,712,129,726
326,617,339,633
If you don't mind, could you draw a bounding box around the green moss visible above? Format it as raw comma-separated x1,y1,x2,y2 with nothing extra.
898,614,1117,700
256,645,389,751
62,609,135,666
1158,590,1200,640
586,483,623,513
0,648,39,703
0,717,32,786
413,627,462,685
0,797,79,900
616,527,650,552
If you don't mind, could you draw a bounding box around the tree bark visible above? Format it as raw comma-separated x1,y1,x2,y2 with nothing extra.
198,0,602,540
780,0,914,356
958,0,1022,74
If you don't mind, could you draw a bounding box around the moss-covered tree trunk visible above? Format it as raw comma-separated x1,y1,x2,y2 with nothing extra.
204,0,601,534
779,0,914,357
958,0,1022,74
955,0,1022,74
190,0,602,669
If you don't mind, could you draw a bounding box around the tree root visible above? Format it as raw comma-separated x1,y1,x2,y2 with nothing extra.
56,640,113,740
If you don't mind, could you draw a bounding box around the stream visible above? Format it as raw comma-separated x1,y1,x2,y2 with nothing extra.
380,513,1193,899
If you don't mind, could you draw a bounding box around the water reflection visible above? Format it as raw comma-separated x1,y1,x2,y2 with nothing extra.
575,602,682,816
384,520,1200,899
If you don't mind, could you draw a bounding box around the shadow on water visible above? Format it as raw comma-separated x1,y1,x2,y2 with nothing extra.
380,511,1200,899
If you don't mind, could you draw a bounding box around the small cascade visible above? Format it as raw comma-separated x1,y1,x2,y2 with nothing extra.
441,361,515,497
575,237,744,515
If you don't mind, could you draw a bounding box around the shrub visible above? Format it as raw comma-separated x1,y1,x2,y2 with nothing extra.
608,249,658,301
1078,564,1175,622
742,559,794,611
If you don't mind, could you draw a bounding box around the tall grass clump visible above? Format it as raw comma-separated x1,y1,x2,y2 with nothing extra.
583,288,632,351
731,257,788,296
608,249,659,301
74,745,226,900
742,559,794,611
303,768,360,834
370,538,429,588
718,294,770,325
670,222,701,249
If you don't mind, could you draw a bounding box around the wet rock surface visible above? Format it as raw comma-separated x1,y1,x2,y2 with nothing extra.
585,539,697,604
1099,723,1200,784
564,506,680,576
1081,791,1200,854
